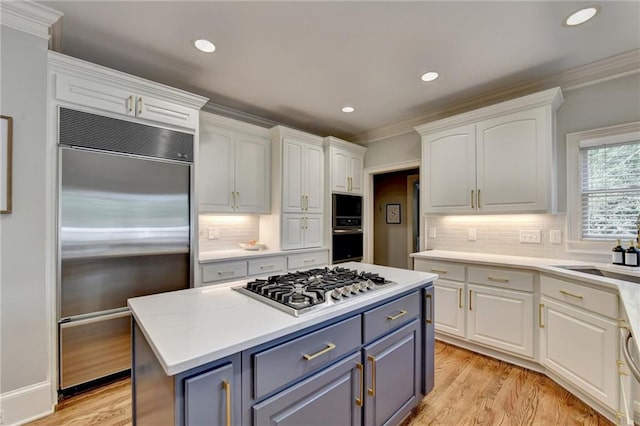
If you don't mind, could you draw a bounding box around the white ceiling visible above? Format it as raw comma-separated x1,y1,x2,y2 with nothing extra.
45,1,640,140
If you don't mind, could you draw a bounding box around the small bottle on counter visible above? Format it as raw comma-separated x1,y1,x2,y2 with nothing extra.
612,239,625,265
624,240,639,267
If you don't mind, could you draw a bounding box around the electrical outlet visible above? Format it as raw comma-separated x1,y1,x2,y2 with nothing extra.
550,229,562,244
428,227,437,238
468,228,477,241
519,230,541,244
208,227,220,240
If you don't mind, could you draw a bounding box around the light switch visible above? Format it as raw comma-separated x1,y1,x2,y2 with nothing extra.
428,227,437,238
468,228,477,241
208,227,220,240
550,229,562,244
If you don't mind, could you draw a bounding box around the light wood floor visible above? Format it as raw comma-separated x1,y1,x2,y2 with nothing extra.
29,341,612,426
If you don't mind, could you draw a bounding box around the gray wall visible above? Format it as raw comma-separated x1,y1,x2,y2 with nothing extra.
0,26,50,393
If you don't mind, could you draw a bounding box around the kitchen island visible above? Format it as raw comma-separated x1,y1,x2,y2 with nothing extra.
128,262,437,426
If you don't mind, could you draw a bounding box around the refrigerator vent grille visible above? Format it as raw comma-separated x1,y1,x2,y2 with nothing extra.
59,107,194,162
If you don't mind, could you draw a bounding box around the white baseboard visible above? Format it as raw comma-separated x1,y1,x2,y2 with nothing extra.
0,381,54,425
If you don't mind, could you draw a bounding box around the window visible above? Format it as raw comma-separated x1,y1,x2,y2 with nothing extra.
567,122,640,247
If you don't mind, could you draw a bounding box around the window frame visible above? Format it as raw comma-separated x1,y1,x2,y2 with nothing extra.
566,121,640,253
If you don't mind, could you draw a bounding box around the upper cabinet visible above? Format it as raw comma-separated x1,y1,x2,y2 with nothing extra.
416,87,563,214
49,53,207,131
325,137,366,195
198,112,270,214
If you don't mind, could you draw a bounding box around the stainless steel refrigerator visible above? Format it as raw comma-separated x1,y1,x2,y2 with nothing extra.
58,108,193,391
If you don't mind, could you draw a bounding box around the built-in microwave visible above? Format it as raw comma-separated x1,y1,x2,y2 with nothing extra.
332,194,362,228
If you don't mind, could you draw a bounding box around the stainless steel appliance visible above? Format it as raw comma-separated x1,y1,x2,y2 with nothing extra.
332,194,363,263
234,267,394,316
58,108,193,391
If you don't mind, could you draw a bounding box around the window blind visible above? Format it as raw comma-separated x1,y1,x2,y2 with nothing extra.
580,140,640,239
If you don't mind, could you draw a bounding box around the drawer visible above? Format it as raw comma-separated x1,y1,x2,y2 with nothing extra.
413,259,465,282
287,250,329,270
201,261,247,283
363,291,420,343
468,266,534,292
253,316,361,400
540,275,618,318
248,256,286,276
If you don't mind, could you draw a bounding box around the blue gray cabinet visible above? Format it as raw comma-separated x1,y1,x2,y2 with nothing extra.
423,286,435,395
184,362,238,426
363,319,421,426
253,352,362,426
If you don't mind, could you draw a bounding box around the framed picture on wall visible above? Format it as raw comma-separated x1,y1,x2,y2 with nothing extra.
386,203,401,224
1,115,13,214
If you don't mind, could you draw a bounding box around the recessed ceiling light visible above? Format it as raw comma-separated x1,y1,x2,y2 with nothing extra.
564,6,600,26
194,39,216,53
341,106,355,113
420,71,439,82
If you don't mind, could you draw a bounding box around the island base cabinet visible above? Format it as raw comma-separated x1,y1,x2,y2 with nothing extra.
184,363,239,426
252,352,362,426
540,297,617,410
364,319,421,426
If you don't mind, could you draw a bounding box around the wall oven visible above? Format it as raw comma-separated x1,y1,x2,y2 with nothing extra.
332,194,363,264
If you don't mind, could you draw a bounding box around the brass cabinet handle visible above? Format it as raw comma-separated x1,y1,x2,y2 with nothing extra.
137,97,143,115
622,330,640,381
387,309,407,321
559,290,583,300
231,192,236,209
469,289,472,311
458,288,462,308
222,379,231,426
471,190,475,209
367,355,376,396
301,195,305,210
426,293,433,324
488,276,509,283
128,95,133,112
303,343,336,361
218,271,235,276
617,360,630,376
355,362,364,406
539,303,544,328
259,265,274,270
235,192,240,209
477,189,481,209
430,268,447,274
303,258,315,264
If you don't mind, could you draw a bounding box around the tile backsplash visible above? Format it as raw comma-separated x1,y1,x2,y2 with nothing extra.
199,215,260,252
425,213,582,260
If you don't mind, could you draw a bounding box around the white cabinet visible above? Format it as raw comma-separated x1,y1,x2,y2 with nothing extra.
325,137,366,195
416,87,563,214
198,113,270,214
282,137,323,214
281,214,323,250
433,280,465,338
54,69,199,129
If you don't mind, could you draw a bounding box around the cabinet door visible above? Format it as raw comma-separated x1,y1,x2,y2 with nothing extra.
55,73,135,117
282,138,304,213
253,352,362,426
540,297,617,410
423,286,435,396
467,284,534,358
281,214,304,250
476,106,549,212
423,124,476,213
331,146,349,193
198,125,235,213
349,151,364,195
184,362,239,426
304,144,324,214
136,95,198,129
235,134,270,213
364,320,420,426
433,280,465,338
303,215,323,248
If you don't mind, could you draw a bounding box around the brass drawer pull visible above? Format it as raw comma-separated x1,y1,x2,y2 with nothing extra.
218,271,235,276
222,379,231,426
387,310,408,321
303,343,336,361
559,290,583,299
259,265,274,270
469,289,473,310
303,258,316,264
458,288,462,308
430,268,447,274
355,362,364,406
367,355,376,396
488,276,509,283
137,97,143,115
539,303,544,328
426,293,433,324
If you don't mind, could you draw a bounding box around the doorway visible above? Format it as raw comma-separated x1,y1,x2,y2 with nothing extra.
372,168,419,268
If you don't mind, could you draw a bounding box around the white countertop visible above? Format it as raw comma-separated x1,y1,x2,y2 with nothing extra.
199,247,329,263
411,250,640,354
128,262,437,376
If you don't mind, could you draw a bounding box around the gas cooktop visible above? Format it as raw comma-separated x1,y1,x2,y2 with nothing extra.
234,267,395,316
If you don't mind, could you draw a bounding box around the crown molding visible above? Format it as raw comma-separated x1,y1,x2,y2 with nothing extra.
271,125,324,145
201,102,278,130
351,49,640,144
0,0,62,40
200,110,270,137
324,136,367,153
